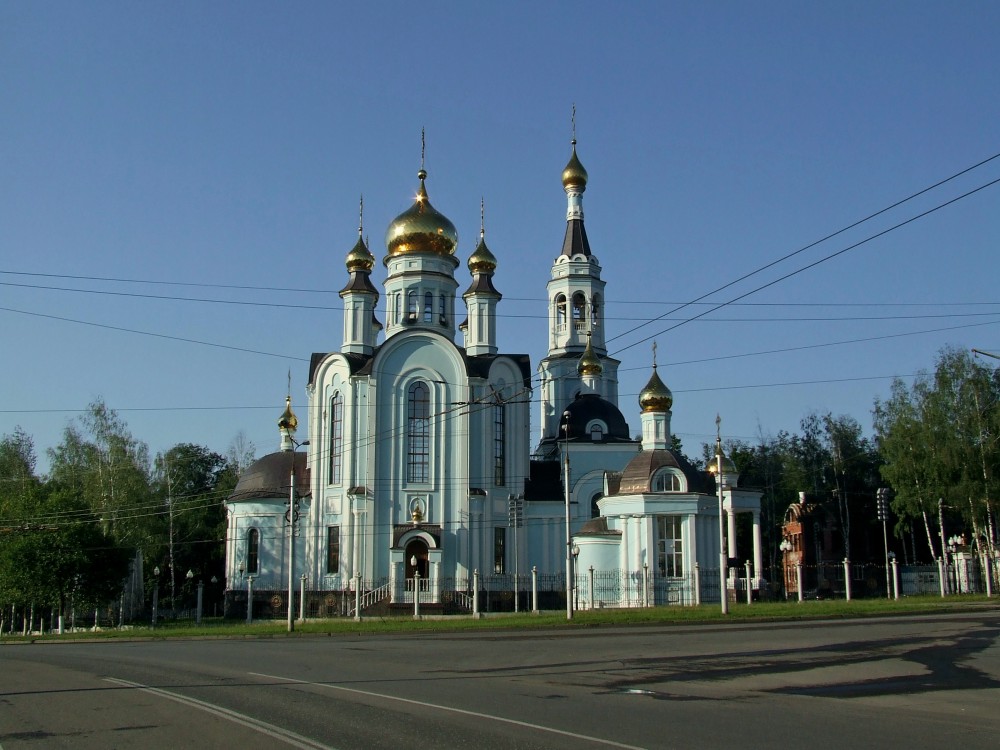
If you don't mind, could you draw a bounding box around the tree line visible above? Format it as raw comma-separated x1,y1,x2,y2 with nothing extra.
0,399,255,630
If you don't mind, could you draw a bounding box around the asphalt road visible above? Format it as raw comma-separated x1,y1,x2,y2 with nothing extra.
2,611,999,749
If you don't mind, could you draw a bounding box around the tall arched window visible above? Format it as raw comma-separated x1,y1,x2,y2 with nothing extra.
424,292,433,322
555,294,567,331
407,381,430,483
407,291,418,321
493,402,505,486
572,292,587,330
246,528,259,574
439,294,447,325
328,391,344,485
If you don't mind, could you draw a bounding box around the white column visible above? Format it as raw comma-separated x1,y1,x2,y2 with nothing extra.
620,515,630,607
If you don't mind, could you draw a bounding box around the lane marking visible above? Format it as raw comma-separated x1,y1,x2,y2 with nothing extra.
103,677,336,750
249,671,647,749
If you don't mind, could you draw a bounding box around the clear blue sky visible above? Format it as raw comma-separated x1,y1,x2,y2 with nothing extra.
2,1,999,471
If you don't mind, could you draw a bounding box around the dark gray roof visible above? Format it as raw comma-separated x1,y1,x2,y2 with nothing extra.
562,392,632,442
561,218,592,257
228,452,310,503
309,341,532,389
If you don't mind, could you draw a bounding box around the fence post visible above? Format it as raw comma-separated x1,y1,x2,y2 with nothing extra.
984,554,994,598
693,562,701,607
472,569,480,618
643,563,650,607
531,566,538,614
246,576,254,625
891,558,900,600
354,572,362,621
196,581,203,625
843,559,852,601
588,566,595,610
745,561,752,605
937,557,946,598
299,574,307,622
796,563,804,602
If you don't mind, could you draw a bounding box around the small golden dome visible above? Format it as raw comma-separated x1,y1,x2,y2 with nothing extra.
561,141,589,189
706,438,737,475
468,233,497,274
385,171,458,257
277,396,298,433
638,365,673,412
577,333,603,376
345,235,374,272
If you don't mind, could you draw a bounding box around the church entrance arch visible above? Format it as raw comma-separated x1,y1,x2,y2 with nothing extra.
405,539,429,578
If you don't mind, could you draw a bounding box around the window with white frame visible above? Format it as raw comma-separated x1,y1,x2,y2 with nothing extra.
328,391,343,485
407,381,430,483
656,516,683,577
651,468,684,493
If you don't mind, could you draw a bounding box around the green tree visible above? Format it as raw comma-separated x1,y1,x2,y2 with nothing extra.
151,444,234,611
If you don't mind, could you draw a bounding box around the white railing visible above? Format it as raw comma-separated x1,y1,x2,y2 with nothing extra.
347,582,390,617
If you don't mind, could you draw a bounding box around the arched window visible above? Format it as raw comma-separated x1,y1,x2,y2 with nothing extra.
591,294,602,329
555,294,567,331
246,528,259,574
407,291,418,321
328,391,343,485
407,381,430,483
572,292,587,330
424,292,433,322
394,292,402,324
591,492,603,518
439,294,448,325
590,423,604,441
651,469,683,493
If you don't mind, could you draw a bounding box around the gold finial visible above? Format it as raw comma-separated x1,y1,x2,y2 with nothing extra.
715,413,721,440
480,197,485,238
287,368,292,398
358,195,364,237
652,341,658,368
571,103,577,145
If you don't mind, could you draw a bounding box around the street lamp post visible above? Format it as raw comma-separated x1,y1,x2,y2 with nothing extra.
281,432,309,633
562,410,573,620
710,415,729,615
779,539,792,599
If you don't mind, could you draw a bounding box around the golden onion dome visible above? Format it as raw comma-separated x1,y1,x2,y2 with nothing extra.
277,396,298,433
706,439,737,476
467,232,497,274
345,234,374,272
638,365,673,412
561,141,589,189
577,333,603,376
385,170,458,257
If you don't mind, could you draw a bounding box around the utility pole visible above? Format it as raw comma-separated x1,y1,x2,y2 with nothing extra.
877,488,891,598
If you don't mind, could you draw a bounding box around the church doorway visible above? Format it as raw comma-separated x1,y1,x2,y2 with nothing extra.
405,539,429,587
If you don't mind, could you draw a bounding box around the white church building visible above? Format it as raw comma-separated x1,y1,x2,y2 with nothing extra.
224,136,763,615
